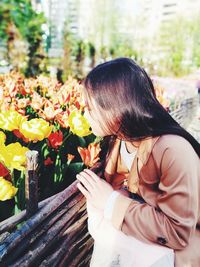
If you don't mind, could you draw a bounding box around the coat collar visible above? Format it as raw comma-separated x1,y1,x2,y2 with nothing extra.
105,136,161,176
136,136,160,165
113,136,161,165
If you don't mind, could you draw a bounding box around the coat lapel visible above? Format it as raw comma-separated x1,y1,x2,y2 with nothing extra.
128,136,160,193
104,136,161,192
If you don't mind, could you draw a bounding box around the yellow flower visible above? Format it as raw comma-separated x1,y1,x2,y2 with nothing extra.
0,131,6,146
68,110,91,137
0,110,25,131
19,118,52,142
0,177,18,201
0,142,29,171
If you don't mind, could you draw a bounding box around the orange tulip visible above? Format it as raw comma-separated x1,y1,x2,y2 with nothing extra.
31,92,45,110
67,154,75,164
55,111,70,129
77,143,101,168
39,100,62,121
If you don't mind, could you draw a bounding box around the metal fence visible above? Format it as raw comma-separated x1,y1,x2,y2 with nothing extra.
169,96,198,129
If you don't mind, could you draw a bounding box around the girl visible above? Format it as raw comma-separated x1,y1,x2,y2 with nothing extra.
76,58,200,267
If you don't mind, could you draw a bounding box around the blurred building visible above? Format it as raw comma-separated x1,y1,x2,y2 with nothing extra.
31,0,79,58
137,0,200,39
31,0,200,58
78,0,137,49
32,0,138,57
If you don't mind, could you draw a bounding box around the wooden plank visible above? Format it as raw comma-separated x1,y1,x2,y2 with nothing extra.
25,151,39,217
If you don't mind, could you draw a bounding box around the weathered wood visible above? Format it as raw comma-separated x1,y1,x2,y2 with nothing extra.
25,151,39,217
0,161,103,266
0,180,79,262
1,194,84,265
39,214,89,267
59,228,93,267
65,238,93,267
0,232,10,243
5,199,86,266
0,192,60,234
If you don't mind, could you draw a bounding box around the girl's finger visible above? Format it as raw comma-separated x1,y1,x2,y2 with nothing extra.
77,182,90,198
84,169,100,182
76,174,94,192
79,171,95,185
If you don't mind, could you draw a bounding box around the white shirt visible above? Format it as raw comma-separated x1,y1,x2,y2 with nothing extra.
120,140,137,171
104,141,138,220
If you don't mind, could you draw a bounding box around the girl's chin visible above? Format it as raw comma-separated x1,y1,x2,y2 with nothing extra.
92,129,107,137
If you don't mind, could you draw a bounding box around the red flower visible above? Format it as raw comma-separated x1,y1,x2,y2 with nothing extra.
48,130,63,149
13,129,29,143
44,157,54,166
0,162,9,177
0,162,11,181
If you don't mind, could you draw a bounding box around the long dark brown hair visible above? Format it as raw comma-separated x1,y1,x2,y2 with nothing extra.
84,57,200,158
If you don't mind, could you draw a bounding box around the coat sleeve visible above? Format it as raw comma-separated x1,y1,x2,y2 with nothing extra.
110,141,199,250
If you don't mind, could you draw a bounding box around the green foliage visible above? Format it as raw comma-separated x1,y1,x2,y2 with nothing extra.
72,39,86,79
0,0,46,76
155,15,200,76
62,24,76,81
190,16,200,67
0,2,12,42
62,22,88,81
86,42,96,58
109,41,139,60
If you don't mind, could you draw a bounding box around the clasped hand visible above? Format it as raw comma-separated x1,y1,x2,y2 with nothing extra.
76,169,114,210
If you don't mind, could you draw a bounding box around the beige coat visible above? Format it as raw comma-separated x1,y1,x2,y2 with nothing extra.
104,135,200,267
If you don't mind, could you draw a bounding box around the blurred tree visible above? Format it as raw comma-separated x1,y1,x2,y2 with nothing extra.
0,0,46,76
155,15,200,77
72,39,86,80
62,23,74,81
99,45,108,61
62,21,87,81
86,42,96,69
190,15,200,68
109,41,139,60
157,18,187,76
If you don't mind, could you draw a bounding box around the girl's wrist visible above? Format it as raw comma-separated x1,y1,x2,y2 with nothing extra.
104,190,120,220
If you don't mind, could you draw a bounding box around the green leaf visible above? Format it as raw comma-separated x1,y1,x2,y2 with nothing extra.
41,142,50,158
77,136,87,147
14,170,25,211
67,162,84,178
53,154,63,183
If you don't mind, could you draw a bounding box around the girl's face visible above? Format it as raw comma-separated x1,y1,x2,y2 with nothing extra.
83,93,111,137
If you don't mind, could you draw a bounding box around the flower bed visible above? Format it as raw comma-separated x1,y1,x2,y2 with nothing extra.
0,72,180,221
0,72,100,220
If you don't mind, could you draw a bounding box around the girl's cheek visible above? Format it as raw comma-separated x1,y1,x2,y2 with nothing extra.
84,109,90,121
84,110,94,127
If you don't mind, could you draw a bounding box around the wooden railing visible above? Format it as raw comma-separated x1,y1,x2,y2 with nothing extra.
0,152,92,267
